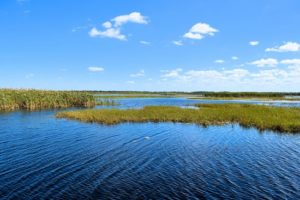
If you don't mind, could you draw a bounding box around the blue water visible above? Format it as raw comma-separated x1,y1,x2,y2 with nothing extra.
96,97,300,109
1,98,300,199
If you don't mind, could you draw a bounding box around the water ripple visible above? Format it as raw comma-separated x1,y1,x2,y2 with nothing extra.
1,106,300,199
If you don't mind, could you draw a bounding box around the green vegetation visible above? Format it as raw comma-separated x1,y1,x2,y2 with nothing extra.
190,91,300,97
188,92,300,100
92,91,177,99
96,98,119,106
88,91,187,96
89,91,300,97
90,91,300,100
94,94,174,99
194,92,286,98
0,89,96,111
57,104,300,133
188,96,300,101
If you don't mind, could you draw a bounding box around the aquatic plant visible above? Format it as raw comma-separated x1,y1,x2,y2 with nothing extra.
57,104,300,133
96,98,119,106
0,89,96,111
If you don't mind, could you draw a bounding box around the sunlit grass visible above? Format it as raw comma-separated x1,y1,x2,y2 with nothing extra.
56,104,300,133
0,89,96,111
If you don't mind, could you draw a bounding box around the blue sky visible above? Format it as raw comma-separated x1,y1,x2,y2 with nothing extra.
1,0,300,91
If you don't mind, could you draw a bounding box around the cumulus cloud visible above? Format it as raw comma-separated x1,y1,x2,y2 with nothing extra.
89,12,148,40
249,58,300,68
102,21,112,28
249,41,259,46
130,70,145,77
88,66,104,72
266,42,300,52
161,68,249,82
159,66,300,91
231,56,239,60
280,59,300,66
215,59,225,64
250,58,278,67
89,27,126,40
157,56,300,90
173,40,183,46
223,69,249,78
183,23,218,40
249,69,289,81
161,68,183,78
112,12,148,26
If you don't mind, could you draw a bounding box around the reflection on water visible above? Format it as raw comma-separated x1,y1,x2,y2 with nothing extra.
0,98,300,199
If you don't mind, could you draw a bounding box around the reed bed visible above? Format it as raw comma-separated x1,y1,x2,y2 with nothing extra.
0,89,96,111
56,104,300,133
96,98,118,106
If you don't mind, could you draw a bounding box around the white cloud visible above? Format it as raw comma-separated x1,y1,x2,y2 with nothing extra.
184,32,204,40
89,27,126,40
102,21,112,28
130,70,145,77
112,12,148,27
280,59,300,66
183,23,218,40
184,70,223,79
223,69,249,78
173,40,183,46
88,66,104,72
250,58,278,67
189,23,218,35
266,42,300,52
161,68,182,78
231,56,239,60
159,66,300,91
140,41,151,45
161,68,249,81
215,59,225,64
89,12,148,40
249,41,259,46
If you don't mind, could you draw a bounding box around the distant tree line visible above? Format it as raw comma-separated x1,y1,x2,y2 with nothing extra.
84,91,300,98
192,92,300,98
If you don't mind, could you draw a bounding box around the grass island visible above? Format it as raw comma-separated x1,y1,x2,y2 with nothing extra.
57,104,300,133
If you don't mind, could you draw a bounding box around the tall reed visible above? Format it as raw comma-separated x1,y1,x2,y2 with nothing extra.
0,89,96,111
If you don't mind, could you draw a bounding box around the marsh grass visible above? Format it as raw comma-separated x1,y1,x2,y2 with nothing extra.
56,104,300,133
96,98,119,106
0,89,96,111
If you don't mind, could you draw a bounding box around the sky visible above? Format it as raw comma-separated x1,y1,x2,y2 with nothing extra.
1,0,300,92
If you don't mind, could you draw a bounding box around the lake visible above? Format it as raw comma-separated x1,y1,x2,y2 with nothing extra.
1,98,300,199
